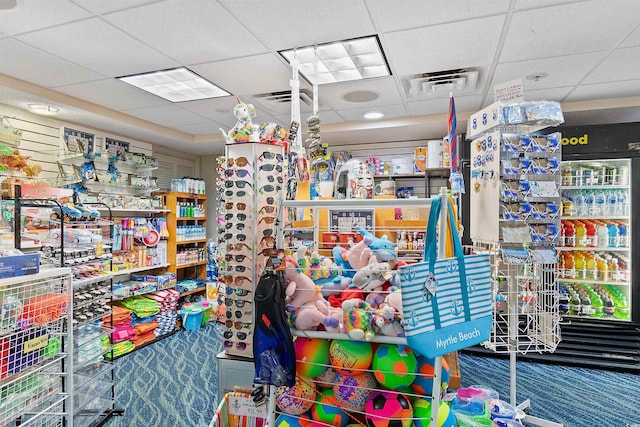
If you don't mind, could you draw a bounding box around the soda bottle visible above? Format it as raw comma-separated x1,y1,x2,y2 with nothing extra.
580,291,592,316
607,222,619,248
603,296,616,317
573,252,586,280
575,221,586,247
585,221,597,247
590,290,603,317
570,292,581,316
585,253,598,280
614,296,630,320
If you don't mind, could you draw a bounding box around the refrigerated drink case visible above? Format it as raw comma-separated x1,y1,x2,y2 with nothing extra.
558,158,631,321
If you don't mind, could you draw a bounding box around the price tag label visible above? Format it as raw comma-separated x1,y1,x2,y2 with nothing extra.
24,334,49,353
228,395,267,418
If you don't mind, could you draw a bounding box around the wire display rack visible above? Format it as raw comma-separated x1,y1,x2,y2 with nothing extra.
0,268,73,427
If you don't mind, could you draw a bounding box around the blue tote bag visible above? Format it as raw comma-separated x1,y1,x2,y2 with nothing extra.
398,197,493,358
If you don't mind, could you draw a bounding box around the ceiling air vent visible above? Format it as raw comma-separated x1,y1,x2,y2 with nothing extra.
403,68,478,98
252,89,314,114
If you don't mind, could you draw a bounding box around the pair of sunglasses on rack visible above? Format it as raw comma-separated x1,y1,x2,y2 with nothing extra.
225,212,251,221
258,164,283,173
226,265,252,274
258,184,281,196
224,254,252,263
222,276,252,288
225,168,252,178
223,340,250,350
223,330,248,340
227,243,252,252
226,309,252,319
225,320,251,330
258,152,283,162
224,189,252,198
225,298,249,308
228,157,251,168
224,180,252,189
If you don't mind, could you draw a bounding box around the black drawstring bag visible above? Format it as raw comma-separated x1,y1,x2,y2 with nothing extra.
253,267,295,387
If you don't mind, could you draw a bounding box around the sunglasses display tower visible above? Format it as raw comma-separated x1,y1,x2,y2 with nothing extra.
468,100,564,427
221,142,285,358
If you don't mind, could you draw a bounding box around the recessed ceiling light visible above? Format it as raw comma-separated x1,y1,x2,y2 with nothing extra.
364,111,384,120
28,104,59,116
280,35,391,85
526,72,549,82
117,67,230,102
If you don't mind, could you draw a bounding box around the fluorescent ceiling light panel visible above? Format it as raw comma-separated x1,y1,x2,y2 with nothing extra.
280,35,390,84
117,67,230,102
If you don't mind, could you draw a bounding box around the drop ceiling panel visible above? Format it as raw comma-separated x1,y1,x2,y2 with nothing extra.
522,86,574,102
337,103,408,122
0,0,90,35
219,0,375,51
273,110,344,128
53,78,171,110
103,0,267,64
171,121,226,135
491,52,606,90
501,1,640,62
620,24,640,47
190,54,293,96
0,38,104,87
16,17,179,77
565,80,640,102
582,46,640,84
514,0,589,8
69,0,166,14
175,97,240,127
365,0,509,33
123,105,211,127
407,95,482,116
318,77,404,110
382,15,506,76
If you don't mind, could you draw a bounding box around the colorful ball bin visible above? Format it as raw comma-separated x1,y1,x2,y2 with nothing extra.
411,355,450,395
333,371,377,412
275,413,306,427
372,344,417,390
365,391,413,427
275,377,316,415
315,367,338,389
329,339,372,376
294,337,330,378
412,398,457,427
311,389,350,427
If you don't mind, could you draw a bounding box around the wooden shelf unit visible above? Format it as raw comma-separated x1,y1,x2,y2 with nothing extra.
162,191,208,282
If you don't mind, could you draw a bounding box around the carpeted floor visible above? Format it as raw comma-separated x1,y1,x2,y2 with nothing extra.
105,326,639,427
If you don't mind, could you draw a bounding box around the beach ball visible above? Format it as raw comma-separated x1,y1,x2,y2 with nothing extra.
372,344,417,390
412,398,457,427
333,371,377,412
295,337,330,378
275,377,316,415
315,367,338,389
329,339,372,376
365,391,413,427
411,355,450,395
311,389,349,427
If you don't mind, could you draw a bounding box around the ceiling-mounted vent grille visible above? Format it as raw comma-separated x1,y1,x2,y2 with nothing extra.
254,89,313,106
403,68,479,98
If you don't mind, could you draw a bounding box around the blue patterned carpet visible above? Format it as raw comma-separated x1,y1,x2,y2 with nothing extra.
105,324,224,427
105,327,639,427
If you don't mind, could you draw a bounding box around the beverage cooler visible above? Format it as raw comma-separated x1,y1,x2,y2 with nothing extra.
559,124,640,327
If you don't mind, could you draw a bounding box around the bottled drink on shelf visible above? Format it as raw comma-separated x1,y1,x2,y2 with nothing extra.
608,257,620,282
575,221,587,248
617,222,628,248
595,221,609,248
585,221,597,247
562,252,575,278
584,253,598,280
594,191,607,216
573,191,585,216
583,190,595,216
606,191,618,216
573,252,586,280
570,292,581,316
607,222,619,248
563,220,575,247
580,291,593,316
596,255,609,282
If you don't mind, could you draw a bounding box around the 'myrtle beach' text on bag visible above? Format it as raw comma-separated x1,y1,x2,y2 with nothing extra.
398,196,492,358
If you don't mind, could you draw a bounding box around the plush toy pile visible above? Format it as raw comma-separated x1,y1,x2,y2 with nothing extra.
283,225,406,340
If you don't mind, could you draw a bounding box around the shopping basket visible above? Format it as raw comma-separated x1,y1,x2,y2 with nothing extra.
209,392,266,427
